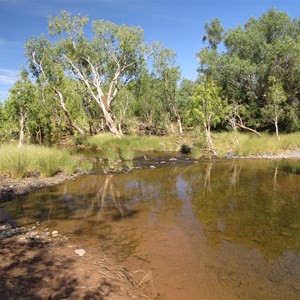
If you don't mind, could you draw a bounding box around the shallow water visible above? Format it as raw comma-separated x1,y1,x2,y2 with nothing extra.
2,158,300,299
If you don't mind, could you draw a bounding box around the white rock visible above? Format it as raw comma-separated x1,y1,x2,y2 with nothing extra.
51,231,58,235
75,249,86,257
169,157,177,161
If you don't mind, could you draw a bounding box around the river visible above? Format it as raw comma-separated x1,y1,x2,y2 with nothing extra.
2,157,300,299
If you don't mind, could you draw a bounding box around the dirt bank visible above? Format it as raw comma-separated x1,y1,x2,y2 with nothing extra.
0,224,156,300
0,171,87,203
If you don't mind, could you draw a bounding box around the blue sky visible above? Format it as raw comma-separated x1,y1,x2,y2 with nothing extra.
1,0,300,101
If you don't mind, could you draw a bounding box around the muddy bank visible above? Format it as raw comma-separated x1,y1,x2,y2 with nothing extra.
0,224,156,300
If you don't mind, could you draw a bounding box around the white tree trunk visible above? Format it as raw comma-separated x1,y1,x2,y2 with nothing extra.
18,114,26,148
205,122,217,155
54,90,85,135
275,117,280,140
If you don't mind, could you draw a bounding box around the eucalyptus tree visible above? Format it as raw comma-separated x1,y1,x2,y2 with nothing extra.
4,71,38,146
177,79,196,128
187,78,226,155
197,9,300,132
130,71,168,133
153,46,183,134
25,35,85,135
47,11,151,137
262,77,287,139
111,86,135,135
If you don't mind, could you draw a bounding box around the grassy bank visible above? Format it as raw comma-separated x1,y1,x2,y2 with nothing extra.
75,133,180,162
213,132,300,156
1,132,299,178
0,144,92,179
76,131,300,160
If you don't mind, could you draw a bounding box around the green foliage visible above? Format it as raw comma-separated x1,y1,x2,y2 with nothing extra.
202,18,224,49
0,144,92,178
180,144,191,154
198,9,300,133
191,147,203,159
188,78,225,128
262,77,287,135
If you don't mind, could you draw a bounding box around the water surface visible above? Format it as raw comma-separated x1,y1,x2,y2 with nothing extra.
2,159,300,299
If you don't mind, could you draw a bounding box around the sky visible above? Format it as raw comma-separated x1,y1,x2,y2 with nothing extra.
1,0,300,102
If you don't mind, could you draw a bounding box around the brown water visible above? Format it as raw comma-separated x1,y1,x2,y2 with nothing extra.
2,159,300,299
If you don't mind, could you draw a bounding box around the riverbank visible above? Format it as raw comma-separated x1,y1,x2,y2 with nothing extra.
0,171,87,203
1,148,300,203
0,149,299,299
0,223,156,299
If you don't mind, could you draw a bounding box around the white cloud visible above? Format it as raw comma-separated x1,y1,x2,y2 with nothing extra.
0,38,16,47
0,68,18,85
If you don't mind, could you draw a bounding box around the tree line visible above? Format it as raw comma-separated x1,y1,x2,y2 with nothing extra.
0,9,299,150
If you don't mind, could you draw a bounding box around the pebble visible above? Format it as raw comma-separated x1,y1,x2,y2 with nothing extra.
169,157,177,161
150,165,156,169
51,231,58,235
75,249,86,257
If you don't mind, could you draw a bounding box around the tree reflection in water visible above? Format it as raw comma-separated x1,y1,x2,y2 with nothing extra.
2,159,300,261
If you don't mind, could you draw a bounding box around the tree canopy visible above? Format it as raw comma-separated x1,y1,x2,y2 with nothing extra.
0,9,299,145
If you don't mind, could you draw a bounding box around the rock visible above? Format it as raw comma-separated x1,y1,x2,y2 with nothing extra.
17,236,27,242
51,230,58,236
150,165,156,169
160,161,166,164
75,249,86,257
169,157,177,161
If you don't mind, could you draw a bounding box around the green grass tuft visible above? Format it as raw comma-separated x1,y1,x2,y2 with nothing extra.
0,144,92,179
82,133,180,163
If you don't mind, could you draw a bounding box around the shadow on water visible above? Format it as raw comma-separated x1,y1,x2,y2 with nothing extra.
0,239,118,300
